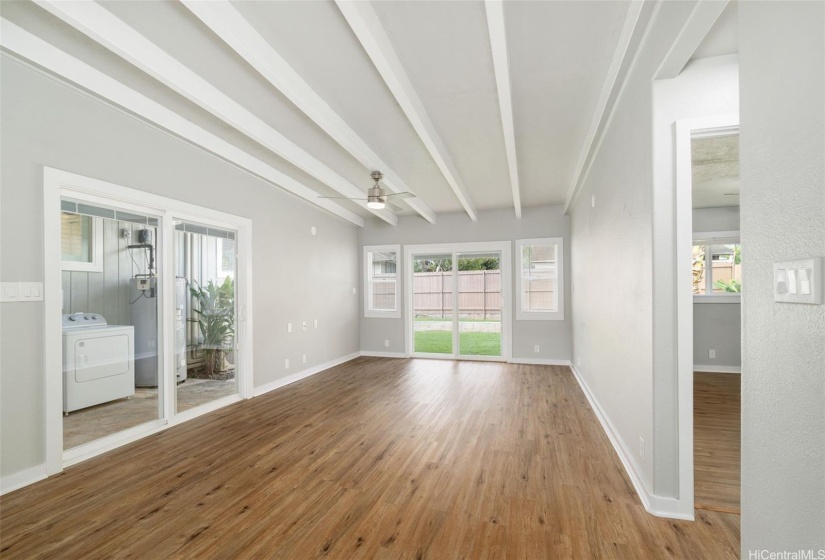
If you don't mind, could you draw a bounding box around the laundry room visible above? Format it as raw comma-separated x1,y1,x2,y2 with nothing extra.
60,200,238,450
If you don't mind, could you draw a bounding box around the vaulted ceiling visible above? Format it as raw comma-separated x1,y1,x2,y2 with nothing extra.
2,0,638,226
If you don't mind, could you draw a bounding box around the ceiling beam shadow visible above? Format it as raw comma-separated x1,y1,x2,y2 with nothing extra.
0,18,365,227
484,0,521,219
37,0,397,225
336,0,478,222
182,0,436,225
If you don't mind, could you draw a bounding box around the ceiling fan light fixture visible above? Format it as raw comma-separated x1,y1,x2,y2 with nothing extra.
367,199,385,210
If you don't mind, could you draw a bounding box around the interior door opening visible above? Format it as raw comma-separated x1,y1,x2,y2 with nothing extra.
688,129,742,515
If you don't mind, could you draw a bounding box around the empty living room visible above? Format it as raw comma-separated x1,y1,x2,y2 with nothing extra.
0,1,822,559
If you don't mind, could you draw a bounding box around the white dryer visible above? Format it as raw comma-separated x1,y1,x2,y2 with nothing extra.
62,313,135,414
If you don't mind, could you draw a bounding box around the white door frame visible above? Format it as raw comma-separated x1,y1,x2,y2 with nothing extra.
43,167,254,474
404,241,512,362
674,115,739,513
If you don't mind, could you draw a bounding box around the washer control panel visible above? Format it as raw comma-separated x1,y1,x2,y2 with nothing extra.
62,313,108,329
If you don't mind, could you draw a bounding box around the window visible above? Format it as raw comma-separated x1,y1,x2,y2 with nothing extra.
693,232,741,301
219,237,236,280
364,245,400,318
61,212,103,272
516,238,564,320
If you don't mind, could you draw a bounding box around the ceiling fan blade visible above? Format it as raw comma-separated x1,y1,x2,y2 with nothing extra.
386,201,404,212
383,192,415,200
317,195,367,200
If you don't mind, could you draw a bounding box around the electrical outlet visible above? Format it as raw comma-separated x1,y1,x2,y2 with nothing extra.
284,359,290,370
314,319,318,328
352,287,357,295
302,354,307,364
534,345,540,353
302,321,307,330
709,349,716,359
287,323,292,333
384,339,390,347
639,437,645,461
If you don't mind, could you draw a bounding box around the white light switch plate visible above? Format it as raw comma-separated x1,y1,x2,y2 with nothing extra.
1,282,19,302
774,257,822,304
1,282,43,302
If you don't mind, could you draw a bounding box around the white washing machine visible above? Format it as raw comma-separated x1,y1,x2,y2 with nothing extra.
62,313,135,414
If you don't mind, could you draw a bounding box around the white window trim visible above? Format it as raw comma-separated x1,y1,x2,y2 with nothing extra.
363,244,401,319
43,167,254,476
692,230,741,304
515,237,564,321
61,214,104,273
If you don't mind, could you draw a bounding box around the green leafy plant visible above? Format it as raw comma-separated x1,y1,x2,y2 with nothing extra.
714,278,742,293
189,277,234,378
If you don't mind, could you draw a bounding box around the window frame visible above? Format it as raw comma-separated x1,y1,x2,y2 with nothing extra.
61,213,104,273
515,237,564,321
363,244,401,319
692,230,741,303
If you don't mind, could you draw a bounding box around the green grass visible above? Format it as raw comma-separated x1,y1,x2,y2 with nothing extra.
414,330,501,356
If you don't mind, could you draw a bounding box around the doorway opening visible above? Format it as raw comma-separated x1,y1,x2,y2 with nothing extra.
684,126,742,514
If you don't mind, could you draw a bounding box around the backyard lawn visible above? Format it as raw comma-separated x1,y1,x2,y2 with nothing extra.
414,330,501,356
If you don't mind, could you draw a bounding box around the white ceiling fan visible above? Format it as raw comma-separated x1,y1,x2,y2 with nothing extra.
318,171,415,211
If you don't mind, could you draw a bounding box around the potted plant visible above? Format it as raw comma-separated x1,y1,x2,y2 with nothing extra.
189,277,234,378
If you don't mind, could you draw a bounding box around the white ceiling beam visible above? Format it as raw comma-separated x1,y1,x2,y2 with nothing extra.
656,0,730,79
181,0,435,224
484,0,521,219
336,0,478,222
0,18,365,227
563,1,653,214
36,0,397,226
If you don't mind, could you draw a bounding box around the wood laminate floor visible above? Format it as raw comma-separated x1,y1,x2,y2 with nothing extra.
694,372,741,514
0,358,740,559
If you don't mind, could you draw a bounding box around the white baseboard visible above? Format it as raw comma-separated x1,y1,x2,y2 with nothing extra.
0,463,48,496
508,358,573,366
693,364,741,374
253,352,361,397
360,351,408,359
569,365,694,521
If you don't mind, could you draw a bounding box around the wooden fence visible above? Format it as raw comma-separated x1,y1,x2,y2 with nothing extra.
370,270,557,318
414,271,501,319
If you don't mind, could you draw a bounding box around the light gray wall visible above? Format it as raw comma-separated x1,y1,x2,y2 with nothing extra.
740,1,825,553
693,206,740,233
0,56,360,479
693,304,741,369
693,207,741,370
570,1,713,497
359,206,571,361
651,54,740,496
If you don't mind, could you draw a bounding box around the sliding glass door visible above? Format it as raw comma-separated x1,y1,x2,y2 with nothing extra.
412,253,454,356
174,220,239,413
408,242,510,361
59,198,165,453
46,168,253,474
457,251,502,358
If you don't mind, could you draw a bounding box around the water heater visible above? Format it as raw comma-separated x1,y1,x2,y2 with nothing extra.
130,277,187,387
